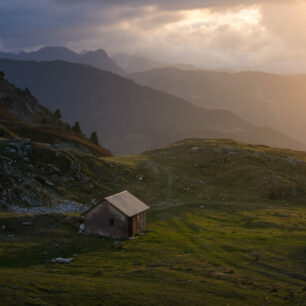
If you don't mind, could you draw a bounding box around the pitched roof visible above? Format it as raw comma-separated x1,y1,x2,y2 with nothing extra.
82,190,150,217
105,191,149,217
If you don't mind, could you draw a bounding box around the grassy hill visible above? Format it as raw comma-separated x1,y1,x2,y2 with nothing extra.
0,72,112,157
0,139,306,305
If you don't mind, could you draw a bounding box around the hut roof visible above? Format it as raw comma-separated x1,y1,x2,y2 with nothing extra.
105,191,149,217
82,191,149,217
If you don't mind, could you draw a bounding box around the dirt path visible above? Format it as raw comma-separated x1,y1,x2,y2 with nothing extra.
144,160,175,198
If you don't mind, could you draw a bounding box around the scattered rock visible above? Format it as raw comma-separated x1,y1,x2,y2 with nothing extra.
191,147,200,152
22,221,32,226
91,199,97,205
44,180,55,187
78,224,85,233
6,148,16,153
0,155,13,162
51,257,74,264
285,157,301,166
47,164,60,173
10,202,87,215
136,174,145,181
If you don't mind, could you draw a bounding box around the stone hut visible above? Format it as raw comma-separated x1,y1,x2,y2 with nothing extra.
82,191,150,239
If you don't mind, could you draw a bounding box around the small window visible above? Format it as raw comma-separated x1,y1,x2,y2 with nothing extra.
109,218,114,226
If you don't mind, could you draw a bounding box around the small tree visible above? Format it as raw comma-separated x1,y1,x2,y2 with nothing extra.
54,109,62,120
64,122,71,131
24,87,32,96
72,121,82,134
90,131,99,145
0,71,4,79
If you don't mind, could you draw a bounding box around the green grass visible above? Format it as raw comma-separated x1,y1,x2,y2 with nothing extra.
0,206,305,305
1,139,306,305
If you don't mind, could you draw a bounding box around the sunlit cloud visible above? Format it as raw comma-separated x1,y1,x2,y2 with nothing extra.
1,0,306,73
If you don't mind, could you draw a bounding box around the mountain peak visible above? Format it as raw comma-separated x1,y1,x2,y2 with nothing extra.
85,49,108,56
0,46,125,75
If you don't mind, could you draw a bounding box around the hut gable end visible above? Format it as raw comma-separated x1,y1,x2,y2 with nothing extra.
84,201,129,238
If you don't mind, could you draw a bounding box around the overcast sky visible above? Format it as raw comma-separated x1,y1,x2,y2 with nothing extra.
1,0,306,73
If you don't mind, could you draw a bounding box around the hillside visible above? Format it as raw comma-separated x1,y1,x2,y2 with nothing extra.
131,68,306,146
0,139,306,304
0,59,303,155
2,137,306,210
0,72,112,157
0,46,124,76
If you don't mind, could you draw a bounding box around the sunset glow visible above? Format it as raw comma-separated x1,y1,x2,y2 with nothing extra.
177,7,261,29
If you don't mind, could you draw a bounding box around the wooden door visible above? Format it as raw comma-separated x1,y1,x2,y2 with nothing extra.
128,217,133,237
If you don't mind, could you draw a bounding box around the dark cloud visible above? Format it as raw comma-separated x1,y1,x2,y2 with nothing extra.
0,0,305,73
53,0,276,10
0,0,286,51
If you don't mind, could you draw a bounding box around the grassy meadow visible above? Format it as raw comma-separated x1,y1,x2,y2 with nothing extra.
0,139,306,305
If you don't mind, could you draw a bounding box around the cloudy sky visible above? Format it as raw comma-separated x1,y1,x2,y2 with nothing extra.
1,0,306,73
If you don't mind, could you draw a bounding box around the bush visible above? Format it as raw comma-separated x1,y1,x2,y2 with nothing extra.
72,121,82,134
90,131,99,145
54,109,62,120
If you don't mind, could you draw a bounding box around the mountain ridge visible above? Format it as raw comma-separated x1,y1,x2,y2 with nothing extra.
0,46,125,75
0,58,304,155
130,67,306,145
112,53,197,74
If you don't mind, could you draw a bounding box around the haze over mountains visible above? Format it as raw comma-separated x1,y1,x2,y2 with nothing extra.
112,53,197,74
131,68,306,146
0,58,303,155
0,46,124,76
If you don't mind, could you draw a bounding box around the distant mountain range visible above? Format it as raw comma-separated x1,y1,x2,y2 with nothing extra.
112,53,197,74
0,46,124,76
0,59,303,155
130,67,306,146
